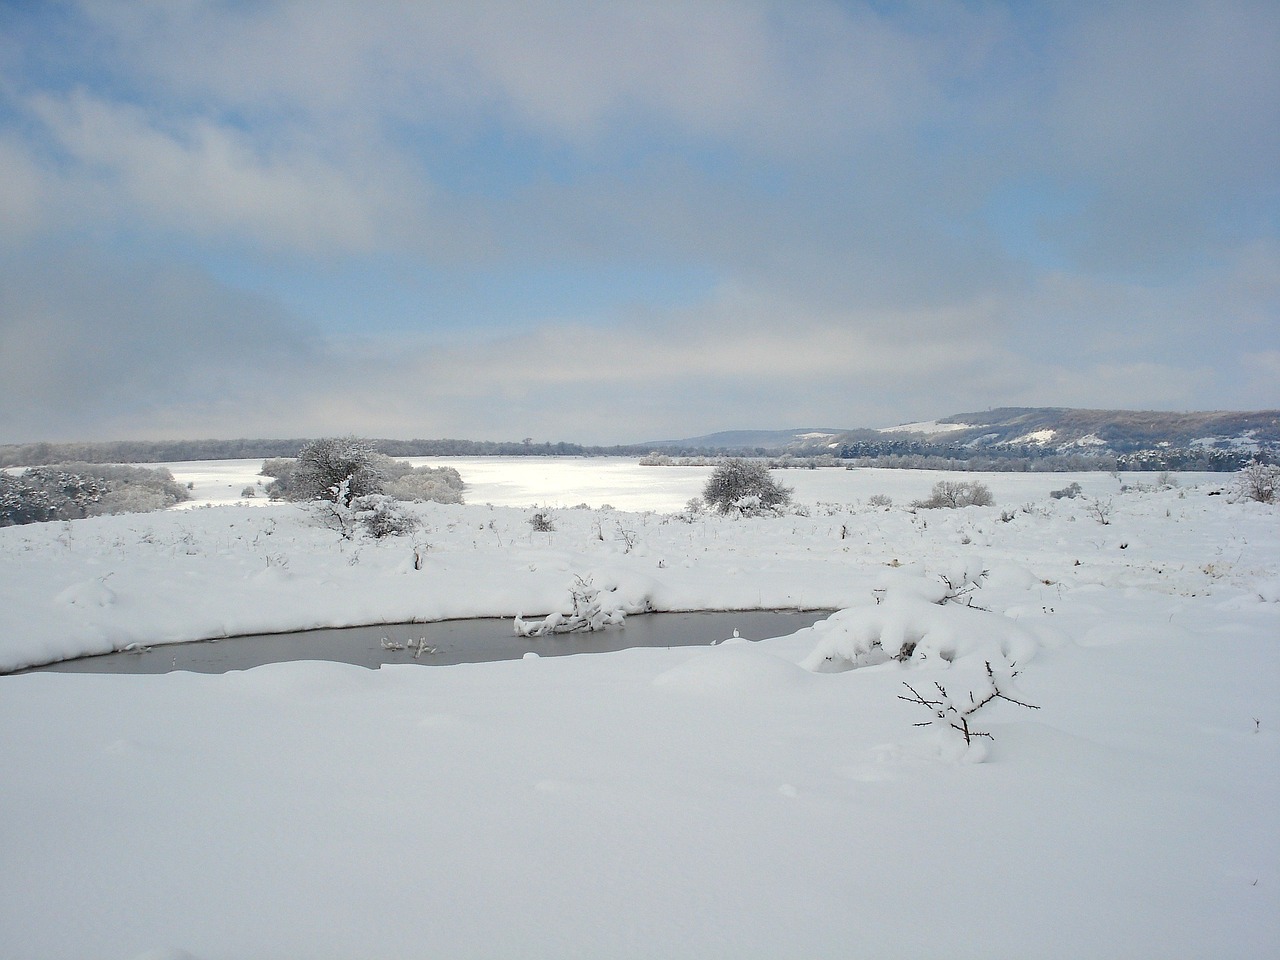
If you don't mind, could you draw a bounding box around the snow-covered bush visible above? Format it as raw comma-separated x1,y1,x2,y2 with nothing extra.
312,489,420,540
1236,462,1278,504
357,496,420,539
381,465,464,504
702,458,793,516
867,493,893,508
801,571,1037,672
1,469,105,525
1050,482,1082,500
528,510,556,533
0,463,187,526
673,497,705,523
912,480,994,510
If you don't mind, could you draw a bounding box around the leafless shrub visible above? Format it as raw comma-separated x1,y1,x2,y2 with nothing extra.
912,480,994,510
899,661,1039,745
1236,462,1279,504
1086,498,1114,525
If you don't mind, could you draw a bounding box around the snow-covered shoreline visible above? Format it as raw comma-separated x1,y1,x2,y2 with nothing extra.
0,465,1253,673
2,463,1277,958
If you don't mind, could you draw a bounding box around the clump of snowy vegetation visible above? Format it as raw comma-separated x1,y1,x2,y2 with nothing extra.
0,462,188,526
311,484,421,541
528,509,556,533
701,457,793,516
911,479,994,509
514,575,630,636
800,565,1037,672
262,436,464,506
1236,461,1278,503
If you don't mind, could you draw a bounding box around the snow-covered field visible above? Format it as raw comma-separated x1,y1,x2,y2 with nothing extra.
2,459,1277,959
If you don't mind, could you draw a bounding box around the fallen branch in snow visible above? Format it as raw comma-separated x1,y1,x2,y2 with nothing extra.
899,660,1039,745
514,576,627,637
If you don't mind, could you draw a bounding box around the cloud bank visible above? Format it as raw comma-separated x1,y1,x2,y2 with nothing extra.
1,1,1276,443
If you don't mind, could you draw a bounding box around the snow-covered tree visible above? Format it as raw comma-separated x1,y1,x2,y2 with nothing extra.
701,458,793,516
269,437,383,505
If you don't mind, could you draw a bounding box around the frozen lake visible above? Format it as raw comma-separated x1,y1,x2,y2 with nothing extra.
162,455,1229,513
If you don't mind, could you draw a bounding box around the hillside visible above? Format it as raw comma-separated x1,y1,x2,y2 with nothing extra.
888,407,1280,451
651,408,1279,470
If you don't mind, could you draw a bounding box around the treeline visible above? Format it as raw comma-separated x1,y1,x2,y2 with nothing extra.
835,440,1267,472
0,438,657,467
2,436,1271,471
0,438,313,466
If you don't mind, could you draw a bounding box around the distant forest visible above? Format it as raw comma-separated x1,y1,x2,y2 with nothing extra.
0,435,1266,472
0,438,656,467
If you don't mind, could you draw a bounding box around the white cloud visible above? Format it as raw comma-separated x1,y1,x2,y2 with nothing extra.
23,89,428,254
0,250,323,441
0,1,1274,443
68,0,954,149
0,136,48,245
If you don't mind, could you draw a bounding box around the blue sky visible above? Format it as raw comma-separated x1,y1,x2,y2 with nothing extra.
1,0,1276,444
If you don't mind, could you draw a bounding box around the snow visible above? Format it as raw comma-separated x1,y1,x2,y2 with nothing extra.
1010,428,1057,445
877,419,973,435
1071,432,1108,447
1,459,1277,958
1191,431,1262,452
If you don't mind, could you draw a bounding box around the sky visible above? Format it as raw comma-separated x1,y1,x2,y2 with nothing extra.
0,0,1277,446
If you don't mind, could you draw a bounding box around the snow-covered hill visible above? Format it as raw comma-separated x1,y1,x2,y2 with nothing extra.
873,406,1280,457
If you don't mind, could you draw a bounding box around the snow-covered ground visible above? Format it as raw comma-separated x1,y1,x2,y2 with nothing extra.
2,460,1277,959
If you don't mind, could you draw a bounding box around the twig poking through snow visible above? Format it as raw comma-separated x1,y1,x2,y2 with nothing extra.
898,660,1039,746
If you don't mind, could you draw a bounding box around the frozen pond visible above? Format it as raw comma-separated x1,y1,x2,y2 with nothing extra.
22,610,831,675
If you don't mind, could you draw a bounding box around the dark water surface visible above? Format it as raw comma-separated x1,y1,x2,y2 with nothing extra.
25,610,830,675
